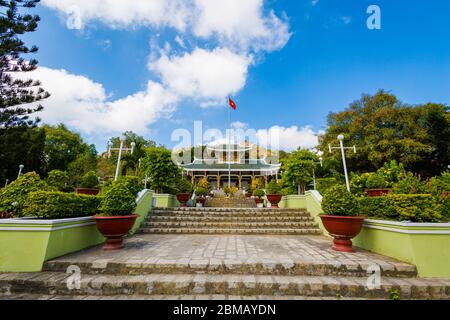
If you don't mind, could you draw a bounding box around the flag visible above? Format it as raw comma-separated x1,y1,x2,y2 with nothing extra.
228,97,236,110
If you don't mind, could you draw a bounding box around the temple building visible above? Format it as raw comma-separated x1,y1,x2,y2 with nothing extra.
180,143,281,190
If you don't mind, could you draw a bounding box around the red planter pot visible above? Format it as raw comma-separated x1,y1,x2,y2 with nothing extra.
176,193,191,207
365,188,391,197
196,197,206,206
76,188,100,195
245,192,252,198
94,214,138,250
320,215,365,252
266,194,282,208
254,197,262,204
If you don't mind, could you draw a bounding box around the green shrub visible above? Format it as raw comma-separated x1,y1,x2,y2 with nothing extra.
23,191,100,219
392,172,427,194
197,178,212,192
253,189,265,198
428,171,450,196
101,176,142,197
317,177,341,195
46,170,70,191
321,184,359,216
365,172,388,189
266,180,281,195
195,187,208,197
80,171,99,189
378,160,405,187
98,183,136,216
281,186,297,196
175,177,193,194
0,172,50,216
359,194,444,222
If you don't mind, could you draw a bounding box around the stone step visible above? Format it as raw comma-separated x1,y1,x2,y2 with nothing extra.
43,256,417,278
143,222,319,229
150,211,310,218
1,272,448,299
152,208,307,213
146,215,315,222
140,228,321,235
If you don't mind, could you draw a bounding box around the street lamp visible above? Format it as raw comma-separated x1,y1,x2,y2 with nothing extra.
312,153,323,191
329,134,356,192
17,164,24,179
108,136,136,181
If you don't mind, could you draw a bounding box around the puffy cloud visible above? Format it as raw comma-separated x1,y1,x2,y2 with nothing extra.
149,47,251,101
24,67,177,135
256,125,319,151
42,0,290,52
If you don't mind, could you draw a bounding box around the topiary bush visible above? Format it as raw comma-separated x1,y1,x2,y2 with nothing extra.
253,188,265,198
392,172,428,194
321,184,359,216
101,176,142,197
0,172,50,216
80,171,99,189
365,172,388,189
175,177,193,194
98,183,136,216
23,191,100,219
197,178,212,192
195,187,208,197
266,180,281,195
358,194,444,222
46,170,70,192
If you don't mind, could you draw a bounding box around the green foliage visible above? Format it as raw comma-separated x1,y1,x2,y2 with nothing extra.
280,186,297,196
266,180,281,195
80,171,99,189
141,146,180,193
392,172,428,194
358,194,444,222
101,176,142,197
223,185,238,196
250,177,264,192
195,187,208,197
45,170,69,191
283,149,317,194
98,183,136,216
365,172,388,189
317,177,341,195
349,172,372,195
318,91,449,177
0,126,46,183
0,172,49,216
377,160,405,186
175,177,193,194
428,171,450,195
0,0,50,127
197,177,212,192
23,191,100,219
321,185,359,216
253,188,265,198
390,288,401,300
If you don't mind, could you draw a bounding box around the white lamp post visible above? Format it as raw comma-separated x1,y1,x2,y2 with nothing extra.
108,136,136,181
4,179,9,188
329,134,356,192
312,155,323,191
17,164,24,179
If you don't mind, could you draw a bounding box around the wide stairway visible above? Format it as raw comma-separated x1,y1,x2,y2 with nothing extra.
140,207,322,235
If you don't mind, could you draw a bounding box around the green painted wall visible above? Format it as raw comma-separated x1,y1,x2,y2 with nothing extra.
354,224,450,277
129,190,153,235
154,194,179,208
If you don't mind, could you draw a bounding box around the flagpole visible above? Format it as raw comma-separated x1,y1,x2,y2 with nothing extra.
228,97,231,188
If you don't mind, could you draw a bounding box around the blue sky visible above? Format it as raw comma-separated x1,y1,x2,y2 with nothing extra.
23,0,450,151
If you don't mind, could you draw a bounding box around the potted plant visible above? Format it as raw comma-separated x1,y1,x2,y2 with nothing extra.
364,172,391,197
175,177,193,207
253,189,265,208
76,171,100,195
266,180,282,208
320,184,364,252
94,182,138,250
195,187,207,207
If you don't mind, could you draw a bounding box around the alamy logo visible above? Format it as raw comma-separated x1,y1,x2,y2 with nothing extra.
366,264,381,290
367,5,381,30
66,265,81,290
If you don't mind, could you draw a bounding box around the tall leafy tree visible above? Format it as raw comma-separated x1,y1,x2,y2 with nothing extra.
0,0,49,127
282,149,318,195
319,90,449,177
141,146,180,193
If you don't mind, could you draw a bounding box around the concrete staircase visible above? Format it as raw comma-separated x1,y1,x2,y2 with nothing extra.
1,244,449,299
205,197,257,208
140,207,322,235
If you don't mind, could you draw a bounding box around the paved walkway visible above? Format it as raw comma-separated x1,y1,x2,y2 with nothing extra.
46,234,416,276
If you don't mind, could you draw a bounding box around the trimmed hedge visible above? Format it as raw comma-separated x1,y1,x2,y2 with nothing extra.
358,194,444,222
23,191,100,219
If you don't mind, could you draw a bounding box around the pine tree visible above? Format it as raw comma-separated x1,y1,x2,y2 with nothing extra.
0,0,49,127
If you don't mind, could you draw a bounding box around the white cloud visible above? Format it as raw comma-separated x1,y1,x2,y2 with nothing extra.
42,0,290,52
256,125,319,151
25,67,177,135
311,0,319,6
231,121,248,129
149,47,251,101
341,16,352,25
